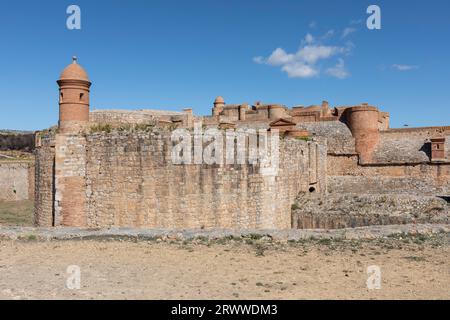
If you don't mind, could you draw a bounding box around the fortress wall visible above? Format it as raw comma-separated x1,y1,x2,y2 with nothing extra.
372,133,450,164
327,154,450,195
34,135,55,227
81,132,326,229
89,110,187,126
0,161,34,201
295,122,356,155
381,126,450,137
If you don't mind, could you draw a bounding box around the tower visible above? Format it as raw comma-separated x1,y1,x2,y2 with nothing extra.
54,57,90,227
57,56,91,133
212,96,225,116
345,104,380,164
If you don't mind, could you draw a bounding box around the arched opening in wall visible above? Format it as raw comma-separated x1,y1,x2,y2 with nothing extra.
59,92,63,103
309,186,316,193
79,93,84,101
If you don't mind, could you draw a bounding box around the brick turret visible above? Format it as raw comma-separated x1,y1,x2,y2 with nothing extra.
345,104,380,164
212,96,225,116
57,56,91,133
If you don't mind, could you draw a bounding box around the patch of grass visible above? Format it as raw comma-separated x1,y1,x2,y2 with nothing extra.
0,200,34,226
90,123,112,133
194,236,209,244
116,124,133,132
244,238,255,245
247,234,264,241
134,123,155,132
17,233,38,241
317,238,332,246
291,203,300,211
295,136,311,142
403,256,426,262
211,235,243,245
254,243,266,257
25,234,37,241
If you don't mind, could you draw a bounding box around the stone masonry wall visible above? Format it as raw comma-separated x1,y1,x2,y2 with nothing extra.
90,110,187,126
0,161,34,201
327,155,449,196
80,131,326,229
372,133,450,164
295,121,356,155
34,134,55,227
54,135,87,227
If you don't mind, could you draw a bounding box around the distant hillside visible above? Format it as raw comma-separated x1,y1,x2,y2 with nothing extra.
0,130,34,135
0,131,35,151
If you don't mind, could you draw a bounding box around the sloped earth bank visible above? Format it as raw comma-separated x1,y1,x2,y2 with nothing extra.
292,193,450,229
0,227,449,300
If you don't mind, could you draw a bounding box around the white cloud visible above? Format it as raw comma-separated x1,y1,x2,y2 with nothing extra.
297,45,344,64
321,29,335,40
350,19,363,25
304,33,315,44
253,33,352,79
326,59,349,79
392,64,419,71
282,63,319,78
253,56,265,64
309,21,317,28
266,48,295,66
342,27,356,38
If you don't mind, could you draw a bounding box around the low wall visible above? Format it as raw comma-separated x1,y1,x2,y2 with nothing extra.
292,193,449,229
90,110,190,127
327,155,449,196
0,161,34,201
372,132,450,164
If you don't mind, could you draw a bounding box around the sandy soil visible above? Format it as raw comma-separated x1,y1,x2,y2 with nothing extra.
0,235,449,300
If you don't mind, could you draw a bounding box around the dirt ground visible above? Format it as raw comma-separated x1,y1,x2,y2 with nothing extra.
0,234,449,300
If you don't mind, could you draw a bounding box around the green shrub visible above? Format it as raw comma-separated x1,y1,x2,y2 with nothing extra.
134,123,155,132
90,123,112,133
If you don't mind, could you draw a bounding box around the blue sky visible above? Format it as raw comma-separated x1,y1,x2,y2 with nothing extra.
0,0,449,130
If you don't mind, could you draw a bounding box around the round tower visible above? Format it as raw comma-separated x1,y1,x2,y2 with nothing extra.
212,96,225,116
57,57,91,133
345,105,380,163
268,104,287,119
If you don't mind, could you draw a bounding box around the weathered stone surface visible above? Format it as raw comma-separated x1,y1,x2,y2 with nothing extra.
0,224,448,241
81,131,326,229
292,193,450,229
34,134,55,227
0,161,34,201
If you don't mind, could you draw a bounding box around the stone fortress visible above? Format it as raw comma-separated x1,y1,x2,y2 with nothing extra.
28,58,449,230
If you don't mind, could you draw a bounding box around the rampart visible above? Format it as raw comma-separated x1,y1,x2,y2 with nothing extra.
35,130,326,229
